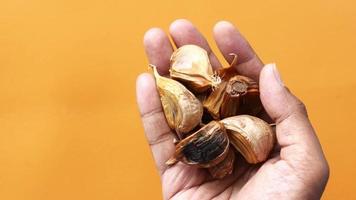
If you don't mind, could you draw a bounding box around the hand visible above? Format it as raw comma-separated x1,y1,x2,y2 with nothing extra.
136,19,329,200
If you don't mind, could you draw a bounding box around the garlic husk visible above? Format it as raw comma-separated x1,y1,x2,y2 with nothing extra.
203,81,228,119
216,53,239,80
221,115,275,164
172,120,230,168
204,75,260,119
208,148,235,179
225,75,261,116
152,66,203,138
170,45,220,93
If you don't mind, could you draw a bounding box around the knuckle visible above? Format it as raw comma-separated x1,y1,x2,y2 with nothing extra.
312,157,330,183
147,130,173,146
321,160,330,180
140,107,162,119
294,99,308,116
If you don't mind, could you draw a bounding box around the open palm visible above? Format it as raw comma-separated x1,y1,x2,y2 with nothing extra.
136,20,329,200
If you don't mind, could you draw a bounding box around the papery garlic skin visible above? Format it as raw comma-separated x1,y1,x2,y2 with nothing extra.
170,45,213,78
152,66,203,138
227,76,261,116
204,75,261,120
221,115,275,164
208,148,235,179
170,45,220,93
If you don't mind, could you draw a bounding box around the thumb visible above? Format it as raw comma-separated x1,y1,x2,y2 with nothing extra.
260,63,314,148
260,63,329,200
259,64,328,172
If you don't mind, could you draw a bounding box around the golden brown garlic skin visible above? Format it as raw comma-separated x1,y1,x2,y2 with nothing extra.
204,75,261,120
221,115,275,164
152,66,203,139
208,149,235,179
170,45,220,93
228,76,261,116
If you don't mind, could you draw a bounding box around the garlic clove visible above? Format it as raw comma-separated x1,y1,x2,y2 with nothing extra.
208,148,235,179
172,120,230,168
204,75,261,119
152,65,203,139
224,75,261,116
170,45,220,93
221,115,275,164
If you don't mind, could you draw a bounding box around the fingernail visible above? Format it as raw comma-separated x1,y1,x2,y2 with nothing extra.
267,63,284,86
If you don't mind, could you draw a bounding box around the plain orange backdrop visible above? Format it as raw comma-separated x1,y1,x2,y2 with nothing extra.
0,0,355,199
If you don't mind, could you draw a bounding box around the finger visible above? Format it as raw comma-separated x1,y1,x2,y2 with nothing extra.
259,63,329,191
143,28,174,75
136,73,176,175
259,64,326,162
169,19,221,69
213,21,264,81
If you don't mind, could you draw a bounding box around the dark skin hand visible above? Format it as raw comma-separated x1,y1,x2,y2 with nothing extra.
136,19,329,200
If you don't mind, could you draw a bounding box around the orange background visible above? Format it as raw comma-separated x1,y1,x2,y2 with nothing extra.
0,0,355,199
